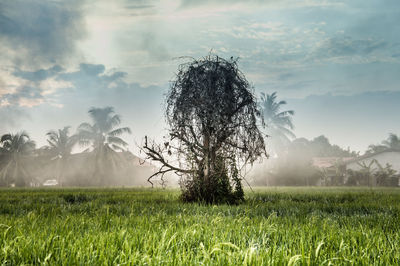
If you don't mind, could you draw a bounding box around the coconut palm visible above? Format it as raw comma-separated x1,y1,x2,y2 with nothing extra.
77,107,131,185
46,126,78,186
260,92,295,156
0,132,36,186
366,144,387,155
366,133,400,154
382,133,400,149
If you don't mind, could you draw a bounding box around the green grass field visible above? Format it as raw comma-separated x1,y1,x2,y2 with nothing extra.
0,187,399,265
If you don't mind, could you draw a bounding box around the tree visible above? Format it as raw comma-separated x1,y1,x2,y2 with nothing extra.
260,92,295,156
366,133,400,154
382,133,400,149
374,162,398,186
366,144,387,155
77,107,131,185
143,55,266,203
45,126,78,186
0,132,36,186
308,135,358,157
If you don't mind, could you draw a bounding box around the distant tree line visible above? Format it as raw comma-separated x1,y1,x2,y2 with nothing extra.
0,107,139,187
252,133,400,187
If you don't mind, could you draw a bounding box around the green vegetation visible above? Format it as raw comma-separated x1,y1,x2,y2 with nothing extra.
1,187,399,265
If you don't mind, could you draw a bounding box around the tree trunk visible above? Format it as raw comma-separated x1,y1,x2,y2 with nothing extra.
203,132,210,187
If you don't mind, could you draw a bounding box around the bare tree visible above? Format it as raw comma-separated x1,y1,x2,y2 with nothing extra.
143,55,267,203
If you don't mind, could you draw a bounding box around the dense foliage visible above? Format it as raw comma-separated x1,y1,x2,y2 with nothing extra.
0,132,36,187
290,136,359,158
144,55,266,203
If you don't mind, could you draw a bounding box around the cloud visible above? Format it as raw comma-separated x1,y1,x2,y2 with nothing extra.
140,32,171,61
0,77,7,96
0,106,30,133
13,65,64,82
8,62,167,147
314,36,387,59
0,0,86,68
0,62,167,144
180,0,266,8
58,64,126,92
0,65,72,108
9,63,162,113
2,86,44,107
125,4,155,10
79,64,106,76
54,64,165,115
179,0,344,9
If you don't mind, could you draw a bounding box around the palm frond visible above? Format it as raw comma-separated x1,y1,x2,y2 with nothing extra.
107,136,128,147
110,144,124,152
77,122,94,132
108,114,122,130
108,127,132,137
89,107,115,133
1,134,12,143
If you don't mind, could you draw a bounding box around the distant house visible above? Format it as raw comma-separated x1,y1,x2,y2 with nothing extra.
343,149,400,186
344,149,400,173
312,149,400,186
312,157,354,185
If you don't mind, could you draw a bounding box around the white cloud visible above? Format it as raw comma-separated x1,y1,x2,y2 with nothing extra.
40,78,73,96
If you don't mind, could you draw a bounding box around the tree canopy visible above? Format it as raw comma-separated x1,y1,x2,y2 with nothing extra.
45,126,77,186
260,91,295,156
0,132,36,186
367,133,400,154
77,107,132,185
144,55,266,203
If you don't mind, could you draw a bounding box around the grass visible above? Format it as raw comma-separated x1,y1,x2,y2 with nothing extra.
0,187,399,265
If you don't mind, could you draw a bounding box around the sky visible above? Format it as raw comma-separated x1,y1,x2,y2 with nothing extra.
0,0,399,154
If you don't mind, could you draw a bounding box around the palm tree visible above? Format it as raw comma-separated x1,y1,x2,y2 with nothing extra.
46,126,78,186
0,132,36,187
382,133,400,149
77,107,131,185
260,92,295,156
366,133,400,154
366,144,387,155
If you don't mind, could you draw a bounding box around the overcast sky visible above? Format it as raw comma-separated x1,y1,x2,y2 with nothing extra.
0,0,399,153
